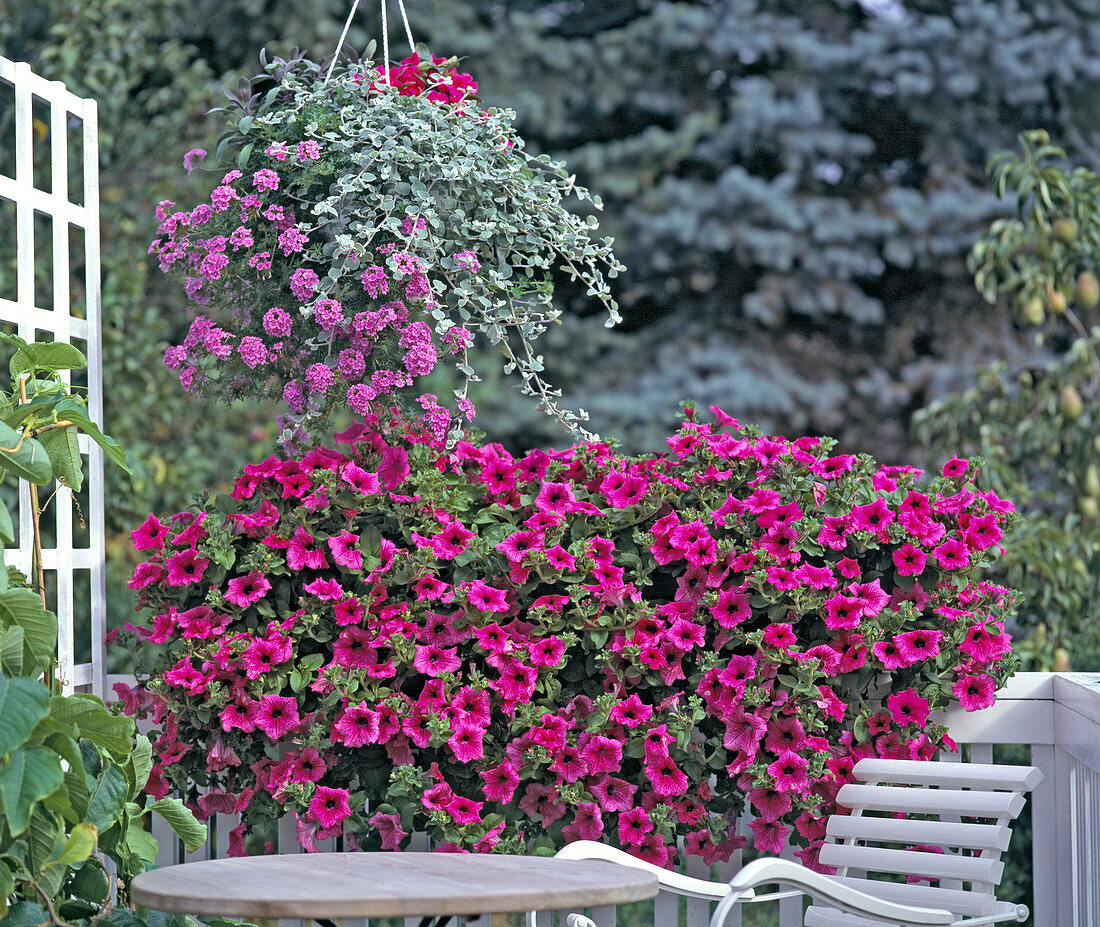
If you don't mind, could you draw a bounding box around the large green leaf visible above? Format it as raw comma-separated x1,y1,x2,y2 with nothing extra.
100,910,150,927
0,677,48,754
0,902,49,927
47,695,134,759
122,817,159,863
83,763,128,833
0,861,12,919
0,502,13,546
52,400,131,475
38,426,82,494
7,340,87,380
147,797,207,852
0,590,56,679
44,821,97,869
125,733,153,793
43,730,89,822
0,747,64,835
0,421,50,485
25,808,64,895
14,342,87,375
0,626,23,677
2,396,63,431
62,765,90,823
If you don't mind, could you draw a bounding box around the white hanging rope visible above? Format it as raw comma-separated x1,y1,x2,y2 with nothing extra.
396,0,416,55
381,0,391,83
324,0,364,84
323,0,418,87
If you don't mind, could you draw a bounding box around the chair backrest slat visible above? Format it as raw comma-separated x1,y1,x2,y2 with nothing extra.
852,758,1043,791
836,782,1025,818
818,844,1003,884
826,814,1012,852
827,875,995,917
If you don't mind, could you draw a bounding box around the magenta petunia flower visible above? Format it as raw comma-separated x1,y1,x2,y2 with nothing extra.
849,497,896,536
895,628,943,663
463,579,509,613
491,658,538,704
645,753,689,797
953,673,997,711
534,481,577,514
872,638,909,669
219,699,258,733
823,594,862,630
495,529,543,564
224,570,271,607
131,514,171,550
932,537,970,570
339,462,381,495
127,561,164,590
960,622,1012,664
332,703,380,747
617,806,653,846
369,810,407,851
816,514,851,550
749,817,791,855
710,588,751,628
446,795,483,825
254,694,301,740
886,688,931,727
413,644,461,676
327,530,363,570
165,548,210,586
942,455,970,478
609,694,652,728
580,734,623,775
589,775,637,814
333,626,377,668
768,751,810,792
893,542,928,576
562,802,605,842
377,445,410,489
309,786,351,829
286,526,328,571
302,577,344,601
810,454,856,479
424,521,474,560
795,563,837,590
334,596,363,626
480,760,519,803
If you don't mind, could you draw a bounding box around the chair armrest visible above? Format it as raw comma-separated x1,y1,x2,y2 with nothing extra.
717,858,954,927
554,841,742,901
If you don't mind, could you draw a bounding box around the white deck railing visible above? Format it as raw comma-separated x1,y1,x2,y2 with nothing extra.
110,671,1100,927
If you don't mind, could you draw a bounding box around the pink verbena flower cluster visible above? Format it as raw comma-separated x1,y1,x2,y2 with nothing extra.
151,174,475,444
118,409,1017,866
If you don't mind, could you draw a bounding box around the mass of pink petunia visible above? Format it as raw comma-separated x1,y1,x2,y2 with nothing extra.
118,407,1017,867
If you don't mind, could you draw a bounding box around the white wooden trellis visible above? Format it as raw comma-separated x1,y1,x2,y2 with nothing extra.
0,56,107,697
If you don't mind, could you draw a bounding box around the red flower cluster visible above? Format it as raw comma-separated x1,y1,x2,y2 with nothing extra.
369,53,478,105
119,408,1017,866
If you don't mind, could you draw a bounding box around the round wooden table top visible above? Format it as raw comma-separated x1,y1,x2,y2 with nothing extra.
130,851,660,919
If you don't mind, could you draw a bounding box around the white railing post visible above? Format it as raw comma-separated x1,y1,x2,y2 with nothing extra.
1029,742,1059,927
0,55,107,697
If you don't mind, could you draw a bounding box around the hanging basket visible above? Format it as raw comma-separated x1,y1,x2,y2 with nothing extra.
150,0,624,447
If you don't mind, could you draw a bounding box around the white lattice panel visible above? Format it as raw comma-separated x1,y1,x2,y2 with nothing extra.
0,56,106,696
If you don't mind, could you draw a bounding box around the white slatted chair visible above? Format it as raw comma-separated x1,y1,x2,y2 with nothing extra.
547,757,1041,927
